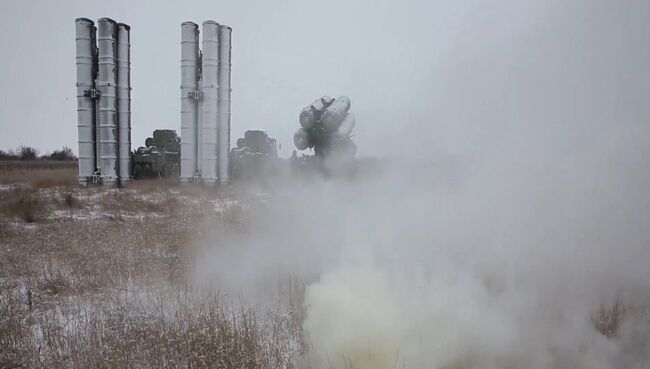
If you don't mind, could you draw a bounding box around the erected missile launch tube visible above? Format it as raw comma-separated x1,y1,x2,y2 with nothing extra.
75,18,97,187
217,25,232,184
299,108,316,129
336,113,356,138
116,23,131,185
200,21,220,184
299,95,333,129
322,96,351,131
97,18,119,186
180,22,200,183
294,128,310,150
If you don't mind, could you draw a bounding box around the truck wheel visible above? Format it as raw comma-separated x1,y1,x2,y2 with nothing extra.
133,164,143,179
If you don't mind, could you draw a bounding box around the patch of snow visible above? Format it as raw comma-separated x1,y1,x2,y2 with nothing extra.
0,184,16,191
213,199,239,213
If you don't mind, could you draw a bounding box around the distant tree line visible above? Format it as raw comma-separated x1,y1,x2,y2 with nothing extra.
0,146,76,161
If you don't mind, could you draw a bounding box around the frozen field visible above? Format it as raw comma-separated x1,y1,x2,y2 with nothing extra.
2,161,650,369
0,165,303,368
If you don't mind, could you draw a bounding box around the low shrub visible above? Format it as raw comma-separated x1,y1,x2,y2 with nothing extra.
1,188,46,223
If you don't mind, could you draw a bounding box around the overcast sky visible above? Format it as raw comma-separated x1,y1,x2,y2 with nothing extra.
0,0,648,158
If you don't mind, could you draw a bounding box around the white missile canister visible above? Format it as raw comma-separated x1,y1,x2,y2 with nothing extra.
180,22,200,183
299,95,334,129
294,128,310,150
96,18,119,187
321,96,351,131
217,24,232,185
116,23,131,185
200,20,220,184
75,18,96,186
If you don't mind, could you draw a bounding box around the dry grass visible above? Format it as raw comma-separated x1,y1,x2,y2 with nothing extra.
62,191,80,209
0,160,77,171
0,187,47,223
0,286,302,369
0,165,640,369
0,161,77,188
99,190,180,216
593,297,627,338
0,181,304,368
4,162,639,368
127,178,182,191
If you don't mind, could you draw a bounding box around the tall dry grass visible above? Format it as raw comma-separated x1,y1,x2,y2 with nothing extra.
0,161,77,188
0,164,639,368
0,187,47,222
0,187,304,369
592,297,627,338
0,286,303,369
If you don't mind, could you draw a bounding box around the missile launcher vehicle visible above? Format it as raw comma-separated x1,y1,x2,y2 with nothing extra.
131,130,181,179
230,130,281,181
292,95,357,176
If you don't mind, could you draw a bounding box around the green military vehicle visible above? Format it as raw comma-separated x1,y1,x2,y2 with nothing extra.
230,130,281,181
132,130,181,179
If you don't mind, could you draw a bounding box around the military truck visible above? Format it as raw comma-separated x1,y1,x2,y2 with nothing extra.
132,129,181,179
230,130,281,181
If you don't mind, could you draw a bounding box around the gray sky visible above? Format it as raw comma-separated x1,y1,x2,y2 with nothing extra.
0,0,648,157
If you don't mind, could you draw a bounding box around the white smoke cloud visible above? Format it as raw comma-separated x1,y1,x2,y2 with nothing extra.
192,1,650,368
296,116,650,368
196,128,650,367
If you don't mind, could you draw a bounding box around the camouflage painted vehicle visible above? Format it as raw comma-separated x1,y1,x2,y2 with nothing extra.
230,130,281,181
131,130,180,179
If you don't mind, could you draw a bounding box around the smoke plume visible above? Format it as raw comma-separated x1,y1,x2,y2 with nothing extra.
194,1,650,368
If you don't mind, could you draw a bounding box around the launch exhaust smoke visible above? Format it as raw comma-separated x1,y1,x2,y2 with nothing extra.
335,113,356,138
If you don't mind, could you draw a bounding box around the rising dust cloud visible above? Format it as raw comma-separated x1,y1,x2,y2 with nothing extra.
195,1,650,368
